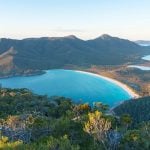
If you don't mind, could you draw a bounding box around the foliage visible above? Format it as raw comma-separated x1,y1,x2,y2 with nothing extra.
0,36,150,77
0,88,149,150
0,136,22,150
84,111,111,149
113,96,150,126
93,102,109,113
119,124,150,150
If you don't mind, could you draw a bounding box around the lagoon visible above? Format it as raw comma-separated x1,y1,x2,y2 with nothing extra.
127,55,150,71
142,55,150,61
0,70,132,107
128,65,150,71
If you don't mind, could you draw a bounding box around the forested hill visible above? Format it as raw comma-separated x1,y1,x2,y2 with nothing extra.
0,88,149,149
0,34,150,76
113,96,150,126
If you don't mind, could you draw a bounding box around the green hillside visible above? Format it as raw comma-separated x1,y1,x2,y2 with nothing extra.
0,35,149,77
113,96,150,126
0,88,149,150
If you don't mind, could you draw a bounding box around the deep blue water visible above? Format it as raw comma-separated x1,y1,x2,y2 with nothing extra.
0,70,132,107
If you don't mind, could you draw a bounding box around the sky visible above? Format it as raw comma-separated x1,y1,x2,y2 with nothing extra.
0,0,150,40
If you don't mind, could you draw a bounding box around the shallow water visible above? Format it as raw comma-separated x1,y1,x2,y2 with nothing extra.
142,55,150,61
0,70,132,107
128,65,150,71
128,55,150,71
139,44,150,46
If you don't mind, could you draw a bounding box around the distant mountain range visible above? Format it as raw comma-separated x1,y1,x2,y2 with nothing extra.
0,34,150,76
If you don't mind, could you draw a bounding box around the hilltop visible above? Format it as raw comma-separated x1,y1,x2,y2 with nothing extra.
0,34,149,77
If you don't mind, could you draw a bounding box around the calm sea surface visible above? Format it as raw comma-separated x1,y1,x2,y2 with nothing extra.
0,70,132,107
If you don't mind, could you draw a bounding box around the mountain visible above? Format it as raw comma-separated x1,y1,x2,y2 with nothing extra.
87,34,147,64
0,34,149,76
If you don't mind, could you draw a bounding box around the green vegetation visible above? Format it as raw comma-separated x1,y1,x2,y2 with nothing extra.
116,68,150,96
0,88,149,149
0,35,150,77
113,96,150,126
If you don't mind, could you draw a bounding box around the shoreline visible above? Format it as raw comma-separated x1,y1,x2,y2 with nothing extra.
0,71,45,79
75,70,140,99
0,69,140,99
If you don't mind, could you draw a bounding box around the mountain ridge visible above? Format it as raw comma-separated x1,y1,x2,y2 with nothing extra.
0,34,150,77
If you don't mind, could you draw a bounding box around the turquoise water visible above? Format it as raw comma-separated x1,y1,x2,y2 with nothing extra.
128,65,150,71
0,70,132,107
128,55,150,71
142,55,150,61
139,44,150,46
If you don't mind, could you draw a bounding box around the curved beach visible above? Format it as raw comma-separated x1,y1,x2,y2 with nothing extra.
75,70,140,99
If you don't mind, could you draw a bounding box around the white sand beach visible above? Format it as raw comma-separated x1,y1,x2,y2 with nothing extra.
75,70,140,99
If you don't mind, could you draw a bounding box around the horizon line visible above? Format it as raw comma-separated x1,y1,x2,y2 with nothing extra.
0,34,145,41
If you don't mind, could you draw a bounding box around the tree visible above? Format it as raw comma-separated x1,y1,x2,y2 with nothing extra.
93,102,109,113
73,103,91,119
120,114,132,131
1,115,34,143
0,136,22,149
84,111,111,150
